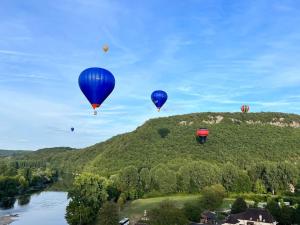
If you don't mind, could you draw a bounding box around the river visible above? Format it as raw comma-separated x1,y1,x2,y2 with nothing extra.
0,191,69,225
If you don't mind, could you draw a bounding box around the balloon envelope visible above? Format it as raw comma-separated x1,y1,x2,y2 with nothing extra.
103,44,109,52
71,127,74,132
151,90,168,110
78,67,115,110
196,128,209,137
241,105,250,113
196,128,209,144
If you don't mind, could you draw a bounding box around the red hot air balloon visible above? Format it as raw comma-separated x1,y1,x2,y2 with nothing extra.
241,105,250,113
196,128,209,144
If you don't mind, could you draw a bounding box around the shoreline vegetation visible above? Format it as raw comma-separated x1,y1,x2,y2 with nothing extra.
0,167,59,209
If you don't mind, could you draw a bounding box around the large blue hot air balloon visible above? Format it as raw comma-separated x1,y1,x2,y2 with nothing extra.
151,90,168,111
79,67,115,114
71,127,74,132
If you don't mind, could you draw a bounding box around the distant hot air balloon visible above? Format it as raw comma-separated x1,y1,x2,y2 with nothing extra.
102,44,109,53
79,67,115,115
71,127,74,132
241,105,250,113
196,128,209,144
151,90,168,112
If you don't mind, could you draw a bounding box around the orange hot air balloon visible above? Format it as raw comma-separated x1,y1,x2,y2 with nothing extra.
103,44,109,53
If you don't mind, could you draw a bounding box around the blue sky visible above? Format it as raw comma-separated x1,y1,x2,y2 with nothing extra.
0,0,299,150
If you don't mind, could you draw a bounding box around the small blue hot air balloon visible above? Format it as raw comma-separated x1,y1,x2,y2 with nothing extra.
151,90,168,111
79,67,115,115
71,127,74,132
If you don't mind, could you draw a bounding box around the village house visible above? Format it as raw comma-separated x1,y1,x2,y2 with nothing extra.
222,208,276,225
200,210,217,224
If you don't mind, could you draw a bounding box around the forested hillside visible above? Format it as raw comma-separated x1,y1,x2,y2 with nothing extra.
2,112,300,199
6,112,300,175
84,112,300,175
0,150,31,157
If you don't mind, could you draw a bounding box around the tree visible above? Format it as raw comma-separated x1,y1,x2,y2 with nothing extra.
17,175,29,192
294,205,300,224
157,128,170,138
190,162,221,192
151,165,177,194
18,168,32,183
65,173,108,225
149,201,188,225
117,193,126,210
178,162,221,193
266,199,281,221
98,202,119,225
296,182,300,194
279,205,295,225
231,172,252,193
201,184,226,210
277,162,298,191
106,175,120,201
6,161,18,176
177,167,190,192
254,179,267,194
183,200,203,222
221,163,240,191
119,166,139,199
264,163,280,194
139,168,151,192
18,195,31,206
248,162,265,182
231,197,247,214
222,164,251,193
0,176,20,198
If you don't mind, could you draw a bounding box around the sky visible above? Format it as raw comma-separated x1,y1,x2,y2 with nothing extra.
0,0,300,150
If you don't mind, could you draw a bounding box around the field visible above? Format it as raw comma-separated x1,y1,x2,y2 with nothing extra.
120,194,200,222
119,194,248,222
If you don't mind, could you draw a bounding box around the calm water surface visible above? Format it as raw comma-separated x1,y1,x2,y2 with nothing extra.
0,191,69,225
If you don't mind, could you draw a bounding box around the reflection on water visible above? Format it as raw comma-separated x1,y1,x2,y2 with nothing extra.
17,195,31,206
0,198,16,209
0,192,69,225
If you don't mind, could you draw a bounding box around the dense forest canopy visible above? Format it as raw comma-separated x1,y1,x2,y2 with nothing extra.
1,112,299,196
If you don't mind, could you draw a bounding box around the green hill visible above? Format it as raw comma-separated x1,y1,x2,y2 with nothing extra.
10,112,300,176
0,149,31,157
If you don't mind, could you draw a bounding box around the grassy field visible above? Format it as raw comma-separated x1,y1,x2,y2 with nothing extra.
120,194,255,222
120,194,201,221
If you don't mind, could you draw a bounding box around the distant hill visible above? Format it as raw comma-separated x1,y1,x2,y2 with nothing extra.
0,149,31,157
10,112,300,175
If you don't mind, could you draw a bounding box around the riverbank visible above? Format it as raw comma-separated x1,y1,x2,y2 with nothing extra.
0,192,69,225
0,214,18,225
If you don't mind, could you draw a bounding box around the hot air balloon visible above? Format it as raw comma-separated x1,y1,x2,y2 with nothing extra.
241,105,250,113
196,128,209,144
79,67,115,115
102,44,109,53
151,90,168,111
71,127,74,132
